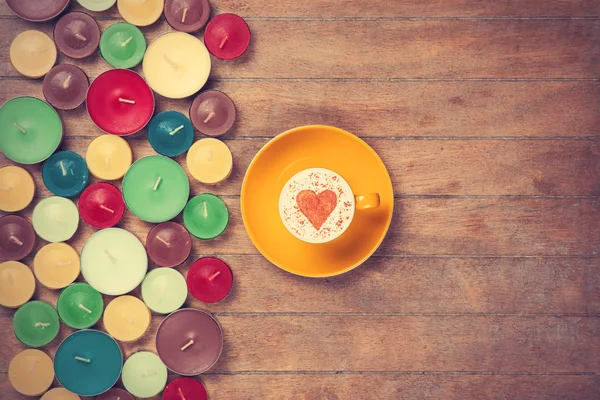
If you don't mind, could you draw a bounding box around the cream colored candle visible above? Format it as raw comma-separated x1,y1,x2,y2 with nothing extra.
86,135,133,180
103,295,151,342
0,261,35,308
8,349,54,396
0,165,35,212
34,242,81,289
41,387,80,400
186,138,233,184
118,0,164,26
10,30,57,78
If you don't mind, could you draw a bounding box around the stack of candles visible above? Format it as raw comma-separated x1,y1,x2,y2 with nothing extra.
1,0,249,397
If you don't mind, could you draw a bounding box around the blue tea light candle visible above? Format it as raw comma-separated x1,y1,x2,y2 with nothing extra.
42,151,89,197
54,329,123,396
147,111,194,157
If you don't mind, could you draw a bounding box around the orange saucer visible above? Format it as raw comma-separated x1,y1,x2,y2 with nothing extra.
241,126,394,277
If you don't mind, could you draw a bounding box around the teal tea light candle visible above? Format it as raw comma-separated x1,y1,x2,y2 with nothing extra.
141,267,187,314
100,22,146,69
32,196,79,243
147,111,194,157
42,151,89,198
13,301,60,347
80,228,148,295
0,97,62,164
122,155,190,223
77,0,117,12
122,351,168,398
54,329,123,396
57,283,104,329
183,193,229,240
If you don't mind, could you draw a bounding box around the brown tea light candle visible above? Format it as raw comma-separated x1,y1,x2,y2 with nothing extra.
54,12,101,59
6,0,70,22
43,65,89,110
146,222,192,267
0,215,36,261
190,90,236,137
164,0,211,33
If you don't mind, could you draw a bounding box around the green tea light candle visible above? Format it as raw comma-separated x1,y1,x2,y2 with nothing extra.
100,22,146,69
13,301,60,347
32,197,79,243
42,151,89,198
77,0,117,12
147,111,194,157
122,351,168,398
122,156,190,223
0,97,62,164
141,267,187,314
58,283,104,329
183,193,229,240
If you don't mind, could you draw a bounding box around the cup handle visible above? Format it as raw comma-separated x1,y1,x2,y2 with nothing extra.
355,193,380,210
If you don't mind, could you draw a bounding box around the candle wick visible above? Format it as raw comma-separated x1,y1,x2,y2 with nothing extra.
34,322,50,329
178,387,186,400
164,55,179,69
54,215,65,224
116,397,120,400
208,270,221,281
206,148,213,162
28,359,39,373
118,97,136,104
105,249,117,263
78,304,92,314
9,235,23,246
62,73,72,89
169,125,185,136
99,204,115,214
182,7,189,23
59,160,68,176
219,35,229,49
31,46,47,55
121,36,133,47
156,236,170,246
141,370,157,377
105,155,111,169
74,356,91,363
56,260,72,267
202,201,208,219
14,123,26,133
7,271,14,286
180,339,194,351
0,186,11,190
203,111,216,124
153,176,162,191
74,32,87,41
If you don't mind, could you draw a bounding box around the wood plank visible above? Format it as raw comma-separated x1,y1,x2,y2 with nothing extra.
1,19,599,78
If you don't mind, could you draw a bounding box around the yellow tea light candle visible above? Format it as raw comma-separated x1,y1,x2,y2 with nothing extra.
86,135,133,180
34,242,81,289
10,30,57,78
103,295,151,342
0,165,35,212
41,387,80,400
0,261,35,308
118,0,164,26
8,349,54,396
186,138,233,184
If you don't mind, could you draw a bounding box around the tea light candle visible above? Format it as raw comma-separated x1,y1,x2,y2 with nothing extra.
204,13,251,60
156,308,223,375
8,349,54,396
186,138,233,184
164,0,210,33
86,135,132,180
104,295,152,342
97,388,135,400
57,283,103,329
80,228,148,295
141,267,188,314
77,0,117,11
122,352,168,398
33,242,80,289
43,65,89,110
118,0,164,26
190,90,236,137
122,156,190,223
54,12,101,59
148,111,194,157
78,183,125,229
146,222,192,267
6,0,70,22
41,387,81,400
100,22,146,69
10,30,57,78
142,32,211,99
0,261,35,308
32,196,79,243
13,301,60,347
0,166,35,212
183,193,229,240
187,257,233,303
0,215,36,261
87,69,155,136
163,378,208,400
54,329,123,396
42,151,89,198
0,97,62,164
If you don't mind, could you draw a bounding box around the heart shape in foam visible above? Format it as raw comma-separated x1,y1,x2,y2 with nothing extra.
296,190,338,230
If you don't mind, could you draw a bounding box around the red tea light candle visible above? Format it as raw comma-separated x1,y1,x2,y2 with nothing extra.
204,13,251,60
187,257,233,303
146,222,192,267
54,12,101,59
78,183,125,229
6,0,70,22
0,215,36,261
190,90,236,137
164,0,210,33
163,378,207,400
87,69,155,136
43,65,89,111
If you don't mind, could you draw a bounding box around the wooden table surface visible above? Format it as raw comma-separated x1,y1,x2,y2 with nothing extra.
1,1,600,399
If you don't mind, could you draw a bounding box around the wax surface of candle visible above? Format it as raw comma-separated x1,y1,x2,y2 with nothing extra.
0,97,63,164
54,12,101,59
190,90,236,137
104,295,152,342
32,196,79,243
118,0,164,26
146,221,192,267
42,151,89,198
10,30,57,78
41,387,81,400
80,228,148,295
184,193,230,240
96,388,135,400
164,0,210,33
14,301,60,347
0,261,35,308
100,22,146,68
142,268,187,314
58,282,103,329
33,242,80,289
6,0,70,22
0,165,35,212
186,138,233,184
122,155,190,223
77,0,117,11
8,349,54,396
86,134,132,180
142,32,211,99
122,351,168,397
148,111,194,157
54,329,123,396
78,182,125,228
87,69,155,135
163,377,208,400
43,64,89,110
187,257,233,303
156,308,223,375
204,13,251,60
0,215,36,261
